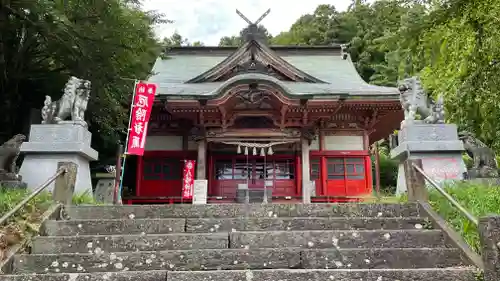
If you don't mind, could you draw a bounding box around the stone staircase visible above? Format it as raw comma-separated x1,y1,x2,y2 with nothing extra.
1,203,480,280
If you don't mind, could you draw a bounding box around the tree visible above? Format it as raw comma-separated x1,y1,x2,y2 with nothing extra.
163,32,204,47
218,25,273,46
191,41,204,46
268,0,500,150
0,0,166,159
162,32,187,46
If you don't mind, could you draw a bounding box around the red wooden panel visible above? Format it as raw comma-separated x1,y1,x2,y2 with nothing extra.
212,180,244,199
139,156,183,198
273,180,295,196
211,156,298,199
137,151,196,199
324,157,368,201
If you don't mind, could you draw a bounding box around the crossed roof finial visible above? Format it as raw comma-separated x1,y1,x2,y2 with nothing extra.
235,9,271,26
235,9,271,43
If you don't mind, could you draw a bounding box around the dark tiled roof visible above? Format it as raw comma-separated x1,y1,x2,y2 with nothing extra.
148,46,398,98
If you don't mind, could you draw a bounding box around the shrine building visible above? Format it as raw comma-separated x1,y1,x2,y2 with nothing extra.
123,17,403,204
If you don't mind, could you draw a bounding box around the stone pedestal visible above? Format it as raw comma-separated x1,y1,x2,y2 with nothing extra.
478,216,500,281
94,173,116,204
390,123,467,195
19,122,98,194
0,180,27,190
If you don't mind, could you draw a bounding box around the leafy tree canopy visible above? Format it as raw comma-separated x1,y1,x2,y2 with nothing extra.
217,0,500,149
218,25,273,46
3,0,500,162
1,0,166,160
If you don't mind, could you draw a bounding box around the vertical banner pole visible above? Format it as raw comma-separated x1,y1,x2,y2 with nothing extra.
113,144,124,204
116,80,139,204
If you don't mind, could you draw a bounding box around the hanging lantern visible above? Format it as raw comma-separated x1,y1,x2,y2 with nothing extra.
244,146,248,155
268,146,273,155
260,147,265,156
237,145,241,154
252,146,257,155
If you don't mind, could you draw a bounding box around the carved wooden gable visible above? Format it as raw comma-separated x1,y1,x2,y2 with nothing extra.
185,40,327,84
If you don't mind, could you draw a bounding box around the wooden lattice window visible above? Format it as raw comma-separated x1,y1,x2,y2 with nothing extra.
310,159,320,180
143,158,182,180
326,157,365,180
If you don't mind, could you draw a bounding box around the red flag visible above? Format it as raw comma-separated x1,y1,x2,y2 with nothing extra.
182,160,196,199
126,82,157,156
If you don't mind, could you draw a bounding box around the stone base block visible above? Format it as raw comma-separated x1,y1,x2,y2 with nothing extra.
19,123,98,194
0,180,27,189
236,189,273,203
391,123,467,195
465,178,500,186
20,154,93,194
399,122,460,143
395,153,467,194
94,178,116,204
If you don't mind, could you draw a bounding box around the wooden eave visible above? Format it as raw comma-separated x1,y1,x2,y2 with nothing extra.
160,99,401,113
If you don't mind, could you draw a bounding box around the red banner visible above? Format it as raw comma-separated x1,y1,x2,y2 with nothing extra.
182,160,196,199
126,82,157,156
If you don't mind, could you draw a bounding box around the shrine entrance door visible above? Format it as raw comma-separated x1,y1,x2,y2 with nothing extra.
211,155,297,201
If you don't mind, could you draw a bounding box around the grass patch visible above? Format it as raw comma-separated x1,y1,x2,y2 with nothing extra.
72,190,99,205
0,187,98,261
0,188,53,261
428,182,500,253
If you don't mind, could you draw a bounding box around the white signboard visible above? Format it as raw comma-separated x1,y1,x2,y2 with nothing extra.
192,180,208,205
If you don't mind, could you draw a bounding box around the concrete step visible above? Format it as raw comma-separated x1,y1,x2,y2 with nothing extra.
31,230,448,254
185,217,432,233
41,219,187,236
166,268,479,281
0,268,479,281
229,229,449,249
31,233,228,254
13,248,467,274
64,203,420,220
41,217,433,236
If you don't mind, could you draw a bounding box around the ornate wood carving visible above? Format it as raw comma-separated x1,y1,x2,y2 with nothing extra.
206,128,302,139
301,127,317,141
189,126,206,141
234,88,271,109
362,109,380,130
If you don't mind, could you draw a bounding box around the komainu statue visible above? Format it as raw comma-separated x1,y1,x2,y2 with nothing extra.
0,134,26,181
398,77,445,124
458,131,499,178
41,76,91,125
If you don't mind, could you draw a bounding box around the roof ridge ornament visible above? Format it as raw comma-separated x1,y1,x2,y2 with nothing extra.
236,9,271,43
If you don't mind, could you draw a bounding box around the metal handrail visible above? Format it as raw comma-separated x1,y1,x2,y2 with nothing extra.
0,167,67,226
412,163,479,226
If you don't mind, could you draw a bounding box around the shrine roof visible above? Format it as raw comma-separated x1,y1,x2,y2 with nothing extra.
148,45,399,99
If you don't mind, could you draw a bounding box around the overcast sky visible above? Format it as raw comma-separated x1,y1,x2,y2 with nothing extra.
142,0,359,46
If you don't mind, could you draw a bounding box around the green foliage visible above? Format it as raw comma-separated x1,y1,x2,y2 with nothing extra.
162,32,204,47
0,188,99,225
429,182,500,252
378,153,398,194
248,0,500,152
0,0,165,160
0,188,53,224
218,25,273,47
371,143,398,194
0,187,99,258
72,191,99,205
